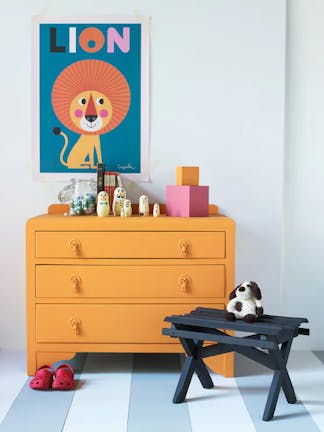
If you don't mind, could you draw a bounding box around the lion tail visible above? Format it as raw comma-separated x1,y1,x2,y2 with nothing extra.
53,127,69,167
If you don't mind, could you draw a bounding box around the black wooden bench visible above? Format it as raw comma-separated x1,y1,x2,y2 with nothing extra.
162,307,309,421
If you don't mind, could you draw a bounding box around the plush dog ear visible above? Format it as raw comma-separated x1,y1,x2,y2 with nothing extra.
229,285,240,300
250,281,262,300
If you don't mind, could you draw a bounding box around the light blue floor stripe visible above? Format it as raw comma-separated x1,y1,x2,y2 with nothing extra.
0,354,87,432
287,351,324,430
127,353,192,432
234,353,321,431
0,351,27,424
183,356,255,431
62,353,132,432
314,351,324,364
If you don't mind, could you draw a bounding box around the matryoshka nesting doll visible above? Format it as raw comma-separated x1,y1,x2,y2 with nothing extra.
113,186,127,216
153,203,160,217
121,199,132,217
97,191,110,217
139,195,149,216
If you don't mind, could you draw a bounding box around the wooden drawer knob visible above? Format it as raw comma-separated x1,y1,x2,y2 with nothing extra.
70,275,81,293
179,274,191,292
69,239,81,256
70,317,81,335
178,240,191,257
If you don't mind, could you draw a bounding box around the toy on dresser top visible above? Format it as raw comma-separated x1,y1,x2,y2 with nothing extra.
139,195,149,216
120,199,132,217
166,166,209,217
153,203,160,217
96,191,110,217
96,189,160,218
225,281,264,323
112,186,127,216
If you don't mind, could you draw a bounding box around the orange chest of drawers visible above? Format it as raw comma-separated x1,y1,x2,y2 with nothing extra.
26,211,235,376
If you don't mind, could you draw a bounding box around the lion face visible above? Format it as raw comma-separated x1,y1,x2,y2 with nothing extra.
52,60,130,136
69,90,113,133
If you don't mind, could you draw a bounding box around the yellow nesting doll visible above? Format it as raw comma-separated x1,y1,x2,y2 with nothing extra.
97,191,110,217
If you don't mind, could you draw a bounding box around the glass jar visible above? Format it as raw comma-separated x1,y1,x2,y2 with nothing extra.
58,179,97,216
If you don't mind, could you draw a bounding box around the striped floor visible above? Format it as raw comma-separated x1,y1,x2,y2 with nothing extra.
0,351,323,432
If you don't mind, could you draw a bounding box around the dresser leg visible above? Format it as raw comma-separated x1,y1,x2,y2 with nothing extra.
205,352,234,377
27,352,77,375
27,350,37,376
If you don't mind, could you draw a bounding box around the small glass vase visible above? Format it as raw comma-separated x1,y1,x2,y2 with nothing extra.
58,178,97,216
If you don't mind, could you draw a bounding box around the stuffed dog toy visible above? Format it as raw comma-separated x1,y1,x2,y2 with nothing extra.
225,281,263,322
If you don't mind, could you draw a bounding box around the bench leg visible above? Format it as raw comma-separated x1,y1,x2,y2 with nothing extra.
279,339,297,404
263,369,284,421
173,356,196,403
281,369,296,404
180,338,213,389
263,337,296,421
173,338,214,403
195,358,214,389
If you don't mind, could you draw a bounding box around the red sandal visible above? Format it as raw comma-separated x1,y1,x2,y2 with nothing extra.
29,365,54,390
52,364,74,390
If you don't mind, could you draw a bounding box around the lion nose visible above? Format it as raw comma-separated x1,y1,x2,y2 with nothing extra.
85,115,97,123
238,286,245,292
85,93,97,122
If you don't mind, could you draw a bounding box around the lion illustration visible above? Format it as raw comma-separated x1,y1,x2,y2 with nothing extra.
51,60,131,169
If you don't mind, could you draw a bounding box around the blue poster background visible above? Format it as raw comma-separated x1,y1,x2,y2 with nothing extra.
39,23,141,173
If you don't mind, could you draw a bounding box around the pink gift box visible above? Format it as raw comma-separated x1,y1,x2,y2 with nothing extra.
166,185,209,217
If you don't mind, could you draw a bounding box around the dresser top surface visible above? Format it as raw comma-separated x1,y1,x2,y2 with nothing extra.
27,213,235,231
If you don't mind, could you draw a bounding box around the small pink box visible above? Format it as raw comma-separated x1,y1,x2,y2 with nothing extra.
166,185,209,217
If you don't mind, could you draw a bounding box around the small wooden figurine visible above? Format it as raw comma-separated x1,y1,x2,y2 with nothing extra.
139,195,149,216
153,203,160,217
112,186,127,216
121,199,132,217
96,191,109,217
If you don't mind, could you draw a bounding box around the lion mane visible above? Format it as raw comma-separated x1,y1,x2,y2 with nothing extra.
51,59,131,135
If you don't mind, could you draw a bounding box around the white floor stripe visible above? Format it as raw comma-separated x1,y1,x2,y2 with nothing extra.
288,351,324,431
62,353,133,432
182,357,256,432
0,350,27,424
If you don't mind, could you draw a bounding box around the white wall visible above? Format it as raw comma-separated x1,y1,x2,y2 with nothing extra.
0,0,286,349
283,0,324,349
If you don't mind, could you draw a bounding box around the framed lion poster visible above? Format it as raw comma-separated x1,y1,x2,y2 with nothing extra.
32,16,149,181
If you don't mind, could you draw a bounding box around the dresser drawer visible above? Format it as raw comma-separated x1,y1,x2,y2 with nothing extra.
35,303,223,343
36,264,225,298
35,231,225,259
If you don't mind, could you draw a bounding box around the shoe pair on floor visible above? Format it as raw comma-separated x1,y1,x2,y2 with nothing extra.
29,364,74,390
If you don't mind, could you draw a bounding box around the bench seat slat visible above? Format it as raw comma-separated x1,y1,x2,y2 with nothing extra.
162,327,277,349
164,314,285,336
195,307,308,326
